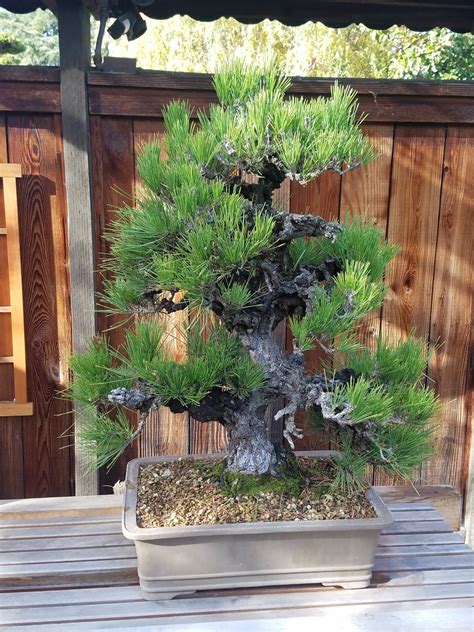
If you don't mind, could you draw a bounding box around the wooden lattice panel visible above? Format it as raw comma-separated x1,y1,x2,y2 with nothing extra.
0,163,32,416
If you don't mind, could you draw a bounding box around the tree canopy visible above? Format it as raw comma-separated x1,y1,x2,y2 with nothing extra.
1,8,473,80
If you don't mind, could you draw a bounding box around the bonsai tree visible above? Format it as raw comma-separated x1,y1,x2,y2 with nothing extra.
69,64,436,488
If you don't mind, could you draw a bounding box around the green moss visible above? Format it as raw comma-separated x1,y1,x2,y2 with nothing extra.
198,457,302,498
192,455,342,499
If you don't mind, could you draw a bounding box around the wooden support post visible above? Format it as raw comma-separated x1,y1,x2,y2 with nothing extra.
463,405,474,546
57,0,98,494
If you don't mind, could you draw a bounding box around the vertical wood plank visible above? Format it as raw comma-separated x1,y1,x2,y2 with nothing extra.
133,119,190,458
57,0,97,495
92,116,139,490
423,126,473,489
340,124,395,349
375,125,446,485
340,124,395,483
289,172,341,450
0,113,24,499
8,114,72,497
381,126,446,344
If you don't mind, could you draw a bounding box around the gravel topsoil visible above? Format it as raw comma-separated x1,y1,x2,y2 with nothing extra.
136,457,376,528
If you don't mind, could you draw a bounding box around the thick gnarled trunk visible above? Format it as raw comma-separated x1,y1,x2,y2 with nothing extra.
226,395,277,475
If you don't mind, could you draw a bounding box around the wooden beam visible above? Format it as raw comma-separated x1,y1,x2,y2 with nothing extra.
57,0,98,495
462,347,473,547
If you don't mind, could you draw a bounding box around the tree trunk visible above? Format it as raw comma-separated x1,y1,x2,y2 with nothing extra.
226,396,277,475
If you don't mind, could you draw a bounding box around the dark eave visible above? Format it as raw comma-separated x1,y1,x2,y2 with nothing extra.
1,0,473,34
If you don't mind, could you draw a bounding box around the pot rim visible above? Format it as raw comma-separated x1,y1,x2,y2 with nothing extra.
122,451,393,541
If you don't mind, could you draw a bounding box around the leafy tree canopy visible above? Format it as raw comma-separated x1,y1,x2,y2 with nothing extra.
1,9,472,81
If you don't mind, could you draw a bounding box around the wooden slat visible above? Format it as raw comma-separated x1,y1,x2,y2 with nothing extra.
339,123,394,353
5,605,473,632
91,115,140,491
423,126,473,490
0,81,61,114
57,1,97,496
7,115,73,497
290,172,341,451
1,583,472,626
0,403,33,417
381,125,446,342
0,493,122,519
379,532,463,546
88,84,474,124
2,172,28,407
129,118,161,459
376,125,446,486
87,73,474,98
4,565,473,610
0,163,21,178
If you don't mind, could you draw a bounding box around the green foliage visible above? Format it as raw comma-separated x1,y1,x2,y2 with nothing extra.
68,337,131,405
331,377,395,424
289,237,329,269
330,435,369,494
213,459,301,498
368,422,435,479
76,408,135,471
328,215,399,281
290,215,398,280
0,33,25,63
201,80,374,182
290,261,385,351
219,282,255,308
342,335,431,387
0,8,107,66
111,16,473,81
328,333,437,481
136,141,162,191
122,321,165,374
214,60,291,109
91,321,267,406
385,28,474,81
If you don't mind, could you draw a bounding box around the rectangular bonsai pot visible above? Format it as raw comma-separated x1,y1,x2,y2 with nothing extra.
122,451,393,600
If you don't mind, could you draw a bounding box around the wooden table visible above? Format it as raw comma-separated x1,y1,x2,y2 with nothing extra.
0,495,473,631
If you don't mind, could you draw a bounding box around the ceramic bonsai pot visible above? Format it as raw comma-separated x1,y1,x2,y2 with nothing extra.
122,451,393,600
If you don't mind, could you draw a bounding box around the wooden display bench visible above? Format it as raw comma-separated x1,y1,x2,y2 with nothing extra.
0,494,472,630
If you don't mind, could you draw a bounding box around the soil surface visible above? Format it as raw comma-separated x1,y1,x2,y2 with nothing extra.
136,457,376,528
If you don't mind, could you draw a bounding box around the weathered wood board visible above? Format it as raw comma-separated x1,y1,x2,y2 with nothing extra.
0,496,472,630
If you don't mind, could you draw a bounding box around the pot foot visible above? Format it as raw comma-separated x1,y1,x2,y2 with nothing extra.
322,580,370,589
141,591,196,601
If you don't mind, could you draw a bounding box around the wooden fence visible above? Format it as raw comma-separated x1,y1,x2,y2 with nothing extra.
0,67,472,499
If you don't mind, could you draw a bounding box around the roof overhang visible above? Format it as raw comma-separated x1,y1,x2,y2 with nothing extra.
1,1,473,33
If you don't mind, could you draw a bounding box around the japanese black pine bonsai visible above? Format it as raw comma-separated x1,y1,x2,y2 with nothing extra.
69,64,436,490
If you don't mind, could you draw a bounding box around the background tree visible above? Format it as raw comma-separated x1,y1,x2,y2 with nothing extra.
112,17,474,80
69,65,437,486
0,33,25,65
1,9,472,81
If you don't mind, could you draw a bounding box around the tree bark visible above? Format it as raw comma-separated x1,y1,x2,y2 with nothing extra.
226,393,277,475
